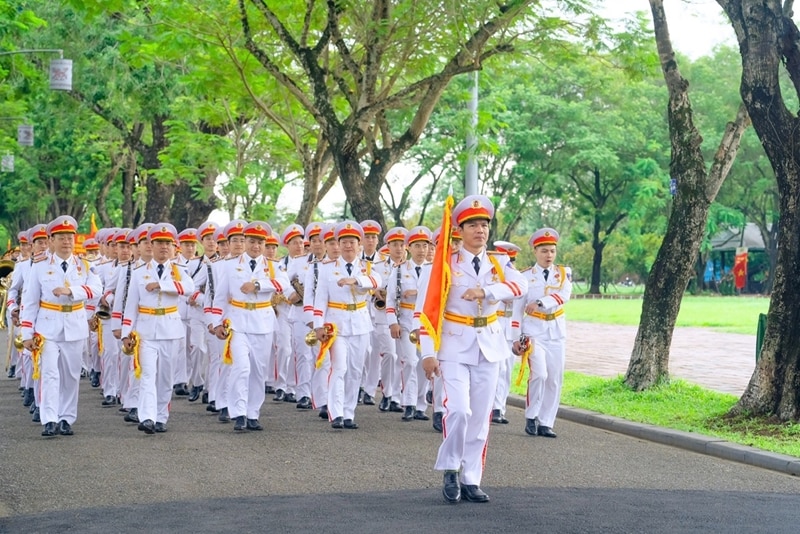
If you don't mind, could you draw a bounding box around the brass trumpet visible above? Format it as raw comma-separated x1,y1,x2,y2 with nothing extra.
13,333,24,350
95,303,112,321
372,289,387,310
409,329,419,344
305,324,334,346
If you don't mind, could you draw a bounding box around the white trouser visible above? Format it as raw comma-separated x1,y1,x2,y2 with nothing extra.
206,330,222,403
172,321,190,385
137,338,180,423
100,322,119,397
364,324,391,397
227,331,273,420
271,314,292,392
38,339,85,426
396,331,420,407
122,351,140,410
311,348,330,410
21,349,34,389
434,353,499,486
432,373,444,412
415,360,430,411
493,342,515,413
290,321,314,400
526,337,564,427
216,336,232,410
328,333,369,421
187,315,208,388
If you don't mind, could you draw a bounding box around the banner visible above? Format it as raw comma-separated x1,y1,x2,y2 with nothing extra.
733,247,748,290
1,155,13,173
17,125,34,146
49,59,73,91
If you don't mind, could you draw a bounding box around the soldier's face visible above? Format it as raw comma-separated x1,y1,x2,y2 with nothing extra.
180,241,197,259
20,243,31,257
264,244,278,260
409,241,427,263
152,240,172,263
32,238,48,255
138,240,153,260
106,241,118,259
310,235,324,256
51,233,74,258
459,219,489,253
117,242,132,262
245,237,264,258
388,240,406,262
339,237,359,261
534,245,557,268
229,236,245,255
286,236,304,257
362,233,379,253
201,235,217,256
324,239,340,259
218,240,230,256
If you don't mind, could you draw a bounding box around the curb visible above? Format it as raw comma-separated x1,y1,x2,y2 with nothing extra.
506,396,800,477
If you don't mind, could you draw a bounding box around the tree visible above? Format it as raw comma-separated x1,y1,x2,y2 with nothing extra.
717,0,800,421
624,0,749,390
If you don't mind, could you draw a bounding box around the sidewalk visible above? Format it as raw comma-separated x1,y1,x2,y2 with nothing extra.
566,320,756,395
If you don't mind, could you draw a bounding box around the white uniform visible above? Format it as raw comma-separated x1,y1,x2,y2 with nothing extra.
211,254,290,421
368,257,397,402
270,255,293,395
285,254,313,403
418,249,527,486
176,255,204,388
312,258,381,422
121,260,194,425
20,254,102,427
520,264,572,428
112,258,143,410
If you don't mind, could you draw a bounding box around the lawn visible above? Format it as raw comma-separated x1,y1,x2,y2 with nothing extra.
567,296,769,334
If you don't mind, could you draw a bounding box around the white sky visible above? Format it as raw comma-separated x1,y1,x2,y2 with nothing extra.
209,0,737,227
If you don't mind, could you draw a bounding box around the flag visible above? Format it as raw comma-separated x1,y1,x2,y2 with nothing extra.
733,247,748,290
90,213,98,237
419,195,454,352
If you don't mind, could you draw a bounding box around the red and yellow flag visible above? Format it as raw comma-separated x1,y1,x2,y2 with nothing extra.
419,195,454,352
733,248,748,290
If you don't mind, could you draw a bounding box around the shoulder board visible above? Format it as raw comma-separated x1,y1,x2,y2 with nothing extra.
520,266,532,273
33,255,48,263
226,255,240,261
99,259,115,265
322,259,336,264
210,256,222,263
134,263,147,270
423,261,432,266
486,250,503,255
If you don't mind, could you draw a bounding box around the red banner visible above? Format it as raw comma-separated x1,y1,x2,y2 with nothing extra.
733,249,748,290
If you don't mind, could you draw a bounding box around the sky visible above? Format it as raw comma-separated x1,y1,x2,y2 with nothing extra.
209,0,738,227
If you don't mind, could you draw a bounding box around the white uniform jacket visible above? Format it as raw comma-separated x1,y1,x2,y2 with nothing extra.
519,264,572,341
121,259,195,341
210,254,290,335
418,250,527,365
312,258,381,336
386,260,428,331
20,254,103,342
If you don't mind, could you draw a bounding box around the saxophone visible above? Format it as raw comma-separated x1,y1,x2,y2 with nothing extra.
289,276,305,306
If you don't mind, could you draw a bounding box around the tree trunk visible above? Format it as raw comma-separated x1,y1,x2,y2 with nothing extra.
337,149,387,228
589,237,605,295
625,0,748,390
718,0,800,420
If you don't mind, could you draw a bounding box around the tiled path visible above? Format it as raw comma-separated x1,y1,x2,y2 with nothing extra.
567,321,756,395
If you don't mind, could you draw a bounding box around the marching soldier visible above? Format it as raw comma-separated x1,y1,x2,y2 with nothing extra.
387,225,432,422
491,241,523,425
211,221,290,432
358,219,386,405
175,228,203,397
312,221,381,429
21,216,103,437
266,230,292,401
121,223,194,434
419,195,527,504
518,228,572,438
191,221,219,404
373,227,407,413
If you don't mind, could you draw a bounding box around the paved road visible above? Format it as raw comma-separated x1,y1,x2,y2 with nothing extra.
2,328,799,533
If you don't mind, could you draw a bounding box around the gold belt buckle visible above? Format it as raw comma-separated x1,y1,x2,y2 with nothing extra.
545,313,555,320
345,303,357,311
245,302,257,311
61,304,73,312
154,308,166,316
472,316,488,328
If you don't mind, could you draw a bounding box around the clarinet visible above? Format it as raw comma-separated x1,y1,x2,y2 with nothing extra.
395,262,402,317
207,262,215,302
119,261,133,322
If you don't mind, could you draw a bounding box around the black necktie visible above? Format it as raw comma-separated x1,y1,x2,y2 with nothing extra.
61,261,68,273
472,256,481,275
250,259,256,272
346,263,353,275
543,268,549,281
157,264,164,279
415,266,421,277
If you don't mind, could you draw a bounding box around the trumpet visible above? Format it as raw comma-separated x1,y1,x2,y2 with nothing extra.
372,289,387,310
305,324,334,346
14,333,24,350
95,303,112,321
409,329,419,344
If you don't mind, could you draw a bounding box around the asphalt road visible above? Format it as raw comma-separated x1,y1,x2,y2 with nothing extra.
2,329,800,533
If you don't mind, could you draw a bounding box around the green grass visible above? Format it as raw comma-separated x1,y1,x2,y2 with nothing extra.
510,369,800,458
567,296,769,334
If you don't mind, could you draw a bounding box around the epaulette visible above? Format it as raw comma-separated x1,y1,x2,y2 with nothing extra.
99,258,115,266
226,254,241,261
520,266,532,273
134,263,147,270
33,255,47,263
210,256,222,263
322,258,336,264
486,250,506,256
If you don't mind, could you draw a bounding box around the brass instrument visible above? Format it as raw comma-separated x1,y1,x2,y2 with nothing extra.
373,289,387,311
95,303,112,321
409,329,419,344
305,324,334,346
289,276,305,306
0,259,15,330
14,333,24,350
